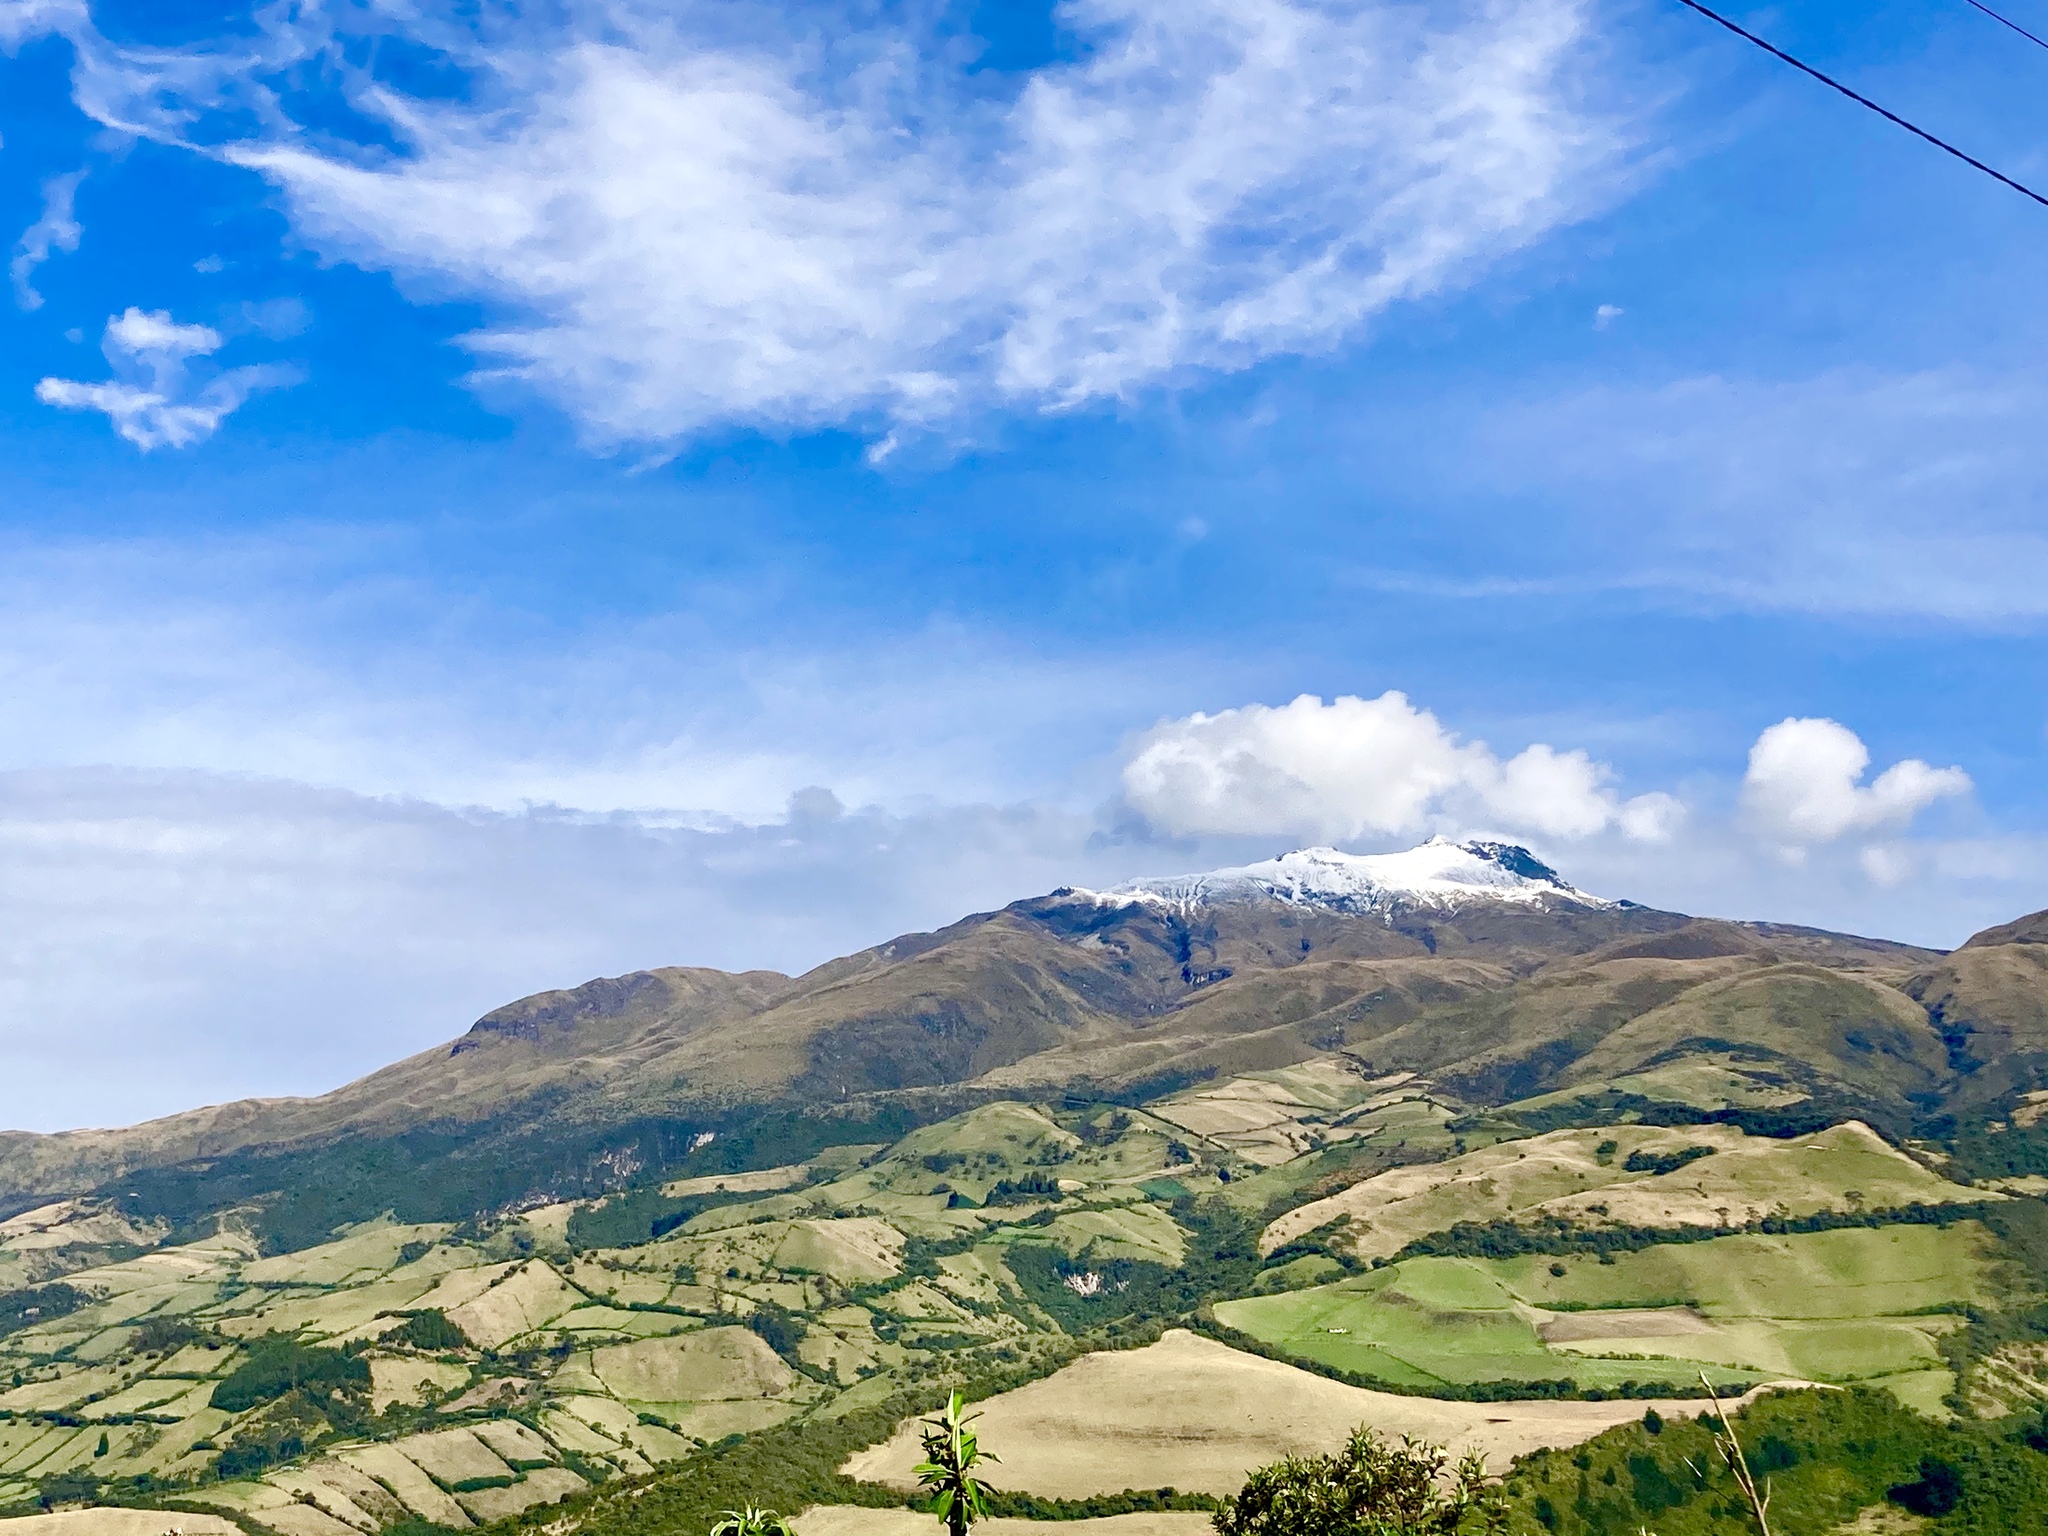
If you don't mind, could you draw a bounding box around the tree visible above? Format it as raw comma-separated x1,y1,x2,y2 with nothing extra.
916,1391,999,1536
1213,1426,1507,1536
710,1506,796,1536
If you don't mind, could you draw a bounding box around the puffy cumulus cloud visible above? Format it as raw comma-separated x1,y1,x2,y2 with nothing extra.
20,0,1630,446
1741,718,1970,853
36,306,297,448
1120,692,1679,843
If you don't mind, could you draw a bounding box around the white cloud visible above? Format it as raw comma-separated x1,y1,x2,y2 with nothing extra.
35,305,296,448
1741,717,1970,851
1120,691,1678,843
1859,843,1913,887
10,168,83,309
0,0,82,47
20,0,1631,446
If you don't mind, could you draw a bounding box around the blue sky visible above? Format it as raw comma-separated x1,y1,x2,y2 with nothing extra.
1,0,2046,1129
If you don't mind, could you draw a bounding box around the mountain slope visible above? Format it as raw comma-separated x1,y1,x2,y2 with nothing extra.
0,840,2008,1235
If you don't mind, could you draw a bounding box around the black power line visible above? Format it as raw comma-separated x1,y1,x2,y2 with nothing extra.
1669,0,2048,209
1963,0,2048,54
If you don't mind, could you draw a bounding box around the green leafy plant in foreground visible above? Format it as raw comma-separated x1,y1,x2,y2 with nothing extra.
708,1505,796,1536
1214,1425,1508,1536
915,1391,1000,1536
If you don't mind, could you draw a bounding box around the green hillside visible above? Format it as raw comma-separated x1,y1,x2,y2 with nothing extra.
8,861,2048,1536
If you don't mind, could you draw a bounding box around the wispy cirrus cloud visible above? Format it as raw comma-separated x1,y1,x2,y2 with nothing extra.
1332,365,2048,624
10,168,83,309
11,0,1639,447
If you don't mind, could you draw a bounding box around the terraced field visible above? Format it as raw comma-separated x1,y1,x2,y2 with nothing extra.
1218,1224,1993,1412
0,1063,2033,1536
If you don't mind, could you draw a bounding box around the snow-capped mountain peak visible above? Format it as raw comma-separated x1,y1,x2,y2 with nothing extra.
1068,838,1610,915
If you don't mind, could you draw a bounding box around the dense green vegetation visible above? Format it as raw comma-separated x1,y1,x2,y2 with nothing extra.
1501,1388,2048,1535
133,1315,202,1353
104,1101,927,1255
565,1188,751,1250
381,1309,467,1351
1003,1199,1259,1330
744,1305,807,1360
0,1283,88,1337
1393,1199,1999,1263
210,1334,371,1413
1621,1145,1716,1176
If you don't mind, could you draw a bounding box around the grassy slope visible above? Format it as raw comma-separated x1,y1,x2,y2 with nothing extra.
0,1051,2038,1536
1262,1119,1984,1258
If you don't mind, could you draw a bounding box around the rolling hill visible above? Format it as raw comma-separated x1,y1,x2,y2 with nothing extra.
5,839,2048,1535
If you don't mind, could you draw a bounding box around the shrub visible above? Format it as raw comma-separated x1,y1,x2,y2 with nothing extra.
383,1309,468,1351
1214,1425,1507,1536
134,1316,200,1354
746,1306,807,1360
1622,1146,1717,1177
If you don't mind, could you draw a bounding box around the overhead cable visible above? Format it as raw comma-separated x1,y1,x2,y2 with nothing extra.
1962,0,2048,54
1670,0,2048,209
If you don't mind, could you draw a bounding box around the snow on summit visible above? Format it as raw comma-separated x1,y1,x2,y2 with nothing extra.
1080,839,1611,914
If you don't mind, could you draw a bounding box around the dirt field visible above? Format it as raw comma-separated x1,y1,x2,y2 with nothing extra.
0,1514,240,1536
593,1325,798,1403
841,1330,1798,1497
796,1510,1215,1536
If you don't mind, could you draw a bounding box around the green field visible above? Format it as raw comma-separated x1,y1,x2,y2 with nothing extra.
1216,1223,1998,1400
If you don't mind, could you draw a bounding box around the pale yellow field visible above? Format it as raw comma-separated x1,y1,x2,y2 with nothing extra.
772,1218,903,1282
339,1443,473,1528
457,1466,589,1522
797,1509,1215,1536
445,1261,584,1348
473,1419,556,1466
592,1326,797,1402
842,1330,1788,1497
393,1427,514,1486
267,1460,400,1531
1263,1121,1980,1257
665,1164,813,1198
369,1355,471,1411
0,1513,239,1536
1151,1065,1384,1167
